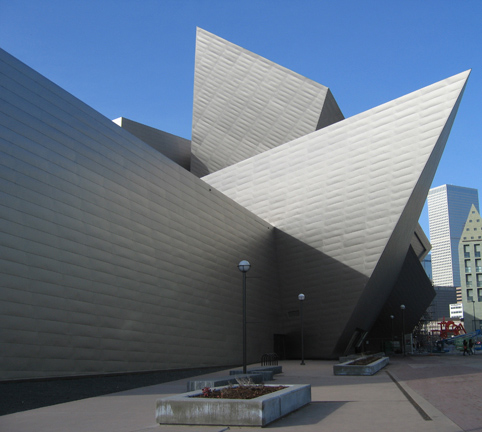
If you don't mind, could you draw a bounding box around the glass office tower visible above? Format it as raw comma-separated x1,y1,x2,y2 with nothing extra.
428,185,479,286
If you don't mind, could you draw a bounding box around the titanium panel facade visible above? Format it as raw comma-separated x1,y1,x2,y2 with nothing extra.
113,117,191,170
0,47,281,380
412,224,432,261
204,71,469,357
191,28,344,177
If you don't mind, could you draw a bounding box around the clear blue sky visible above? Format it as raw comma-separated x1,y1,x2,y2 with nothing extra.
1,0,481,238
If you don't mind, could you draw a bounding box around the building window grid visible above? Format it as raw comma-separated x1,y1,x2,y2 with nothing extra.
467,288,474,301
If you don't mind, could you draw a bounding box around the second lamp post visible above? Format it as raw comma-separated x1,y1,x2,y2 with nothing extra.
298,293,305,365
238,260,251,374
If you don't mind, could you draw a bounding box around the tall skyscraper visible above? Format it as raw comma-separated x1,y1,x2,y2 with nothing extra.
428,185,480,286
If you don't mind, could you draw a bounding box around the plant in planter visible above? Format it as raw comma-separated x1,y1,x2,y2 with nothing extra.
192,376,287,400
194,384,287,399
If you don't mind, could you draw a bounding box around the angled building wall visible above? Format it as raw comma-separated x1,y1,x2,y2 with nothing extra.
0,48,281,380
113,117,191,170
204,71,470,358
412,224,431,261
191,28,344,177
368,246,435,340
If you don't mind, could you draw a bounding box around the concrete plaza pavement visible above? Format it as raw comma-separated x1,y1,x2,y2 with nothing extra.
1,354,481,432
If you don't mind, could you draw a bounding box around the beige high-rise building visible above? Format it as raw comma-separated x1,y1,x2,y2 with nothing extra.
459,205,482,331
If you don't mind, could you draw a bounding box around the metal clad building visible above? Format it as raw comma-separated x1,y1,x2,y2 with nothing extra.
0,29,470,380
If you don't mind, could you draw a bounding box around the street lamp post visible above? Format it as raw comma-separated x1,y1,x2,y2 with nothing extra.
390,315,394,350
298,294,305,365
472,300,476,332
400,305,406,356
238,260,251,374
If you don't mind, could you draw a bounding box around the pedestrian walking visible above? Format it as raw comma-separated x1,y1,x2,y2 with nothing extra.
463,339,469,356
469,339,474,355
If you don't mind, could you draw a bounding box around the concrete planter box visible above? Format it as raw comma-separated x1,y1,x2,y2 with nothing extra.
333,356,389,376
156,384,311,427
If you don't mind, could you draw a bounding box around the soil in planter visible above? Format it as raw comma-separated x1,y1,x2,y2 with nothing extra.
348,355,382,366
192,385,287,400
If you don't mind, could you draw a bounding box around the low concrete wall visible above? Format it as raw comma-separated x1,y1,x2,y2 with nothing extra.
338,352,386,363
333,356,389,376
229,370,273,381
187,373,264,391
156,384,311,427
229,365,282,381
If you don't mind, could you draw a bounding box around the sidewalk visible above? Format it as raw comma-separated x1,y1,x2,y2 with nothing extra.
1,354,481,432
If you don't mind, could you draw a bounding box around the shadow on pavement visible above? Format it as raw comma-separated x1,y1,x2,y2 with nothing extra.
0,366,228,416
266,402,347,428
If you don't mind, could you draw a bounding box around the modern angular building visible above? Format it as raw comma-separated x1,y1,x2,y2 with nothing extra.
459,204,482,331
0,28,470,380
428,185,480,286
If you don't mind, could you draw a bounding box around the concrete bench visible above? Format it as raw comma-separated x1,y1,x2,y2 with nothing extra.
186,373,264,391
